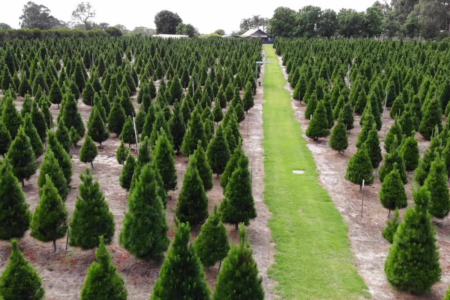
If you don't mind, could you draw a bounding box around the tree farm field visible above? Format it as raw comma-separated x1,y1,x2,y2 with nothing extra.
271,38,450,300
0,38,276,300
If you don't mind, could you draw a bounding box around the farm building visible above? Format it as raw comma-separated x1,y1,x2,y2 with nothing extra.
240,28,273,44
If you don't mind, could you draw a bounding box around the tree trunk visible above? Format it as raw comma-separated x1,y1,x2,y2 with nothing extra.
22,180,25,188
388,209,391,218
91,161,94,169
217,260,222,276
53,240,57,252
235,223,238,231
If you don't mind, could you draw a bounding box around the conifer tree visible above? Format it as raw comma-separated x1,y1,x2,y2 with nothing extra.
220,155,256,229
425,155,450,219
150,110,172,147
329,117,348,153
108,101,126,136
380,164,408,216
47,130,73,186
169,102,186,154
151,222,210,300
49,81,62,107
153,130,177,191
419,98,442,140
399,107,415,137
2,96,22,139
23,114,44,157
293,76,307,101
0,239,45,300
182,109,207,155
213,225,264,300
120,154,135,190
306,101,330,141
382,208,400,244
243,81,254,112
31,175,68,252
21,95,33,117
345,144,374,187
70,168,115,250
390,95,405,119
356,113,374,148
365,124,383,169
88,107,109,147
7,126,37,186
73,61,86,91
324,95,334,128
120,164,169,261
0,160,31,240
31,101,47,142
379,139,408,184
194,141,213,191
120,95,135,117
176,154,209,226
81,236,127,300
82,82,95,106
304,92,318,119
207,125,230,176
341,101,354,130
18,74,32,97
62,93,85,138
400,135,420,172
0,121,11,157
332,95,345,120
116,140,129,165
39,97,52,129
385,187,441,293
354,88,368,114
213,99,224,123
69,126,81,147
384,120,403,153
120,117,135,147
80,135,98,168
38,149,68,200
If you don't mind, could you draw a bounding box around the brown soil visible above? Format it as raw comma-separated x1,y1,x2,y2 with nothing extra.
0,59,277,299
277,55,450,300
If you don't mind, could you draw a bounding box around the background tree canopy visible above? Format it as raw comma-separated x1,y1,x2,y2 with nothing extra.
154,10,183,34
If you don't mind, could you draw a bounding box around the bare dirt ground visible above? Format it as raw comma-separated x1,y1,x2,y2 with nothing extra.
277,54,450,299
0,62,276,299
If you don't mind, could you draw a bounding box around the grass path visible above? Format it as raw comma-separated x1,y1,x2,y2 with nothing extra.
262,45,370,299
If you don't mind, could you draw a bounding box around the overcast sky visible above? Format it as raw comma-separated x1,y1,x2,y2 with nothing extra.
2,0,376,34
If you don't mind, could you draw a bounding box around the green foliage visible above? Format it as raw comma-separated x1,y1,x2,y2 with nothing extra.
365,125,382,169
2,96,22,139
341,101,354,130
151,222,210,299
0,239,45,300
6,126,37,184
182,109,207,155
345,144,374,186
382,209,400,244
108,101,126,136
385,187,441,293
400,135,420,172
81,236,127,300
380,164,408,213
48,130,73,184
120,163,169,261
207,125,230,175
153,130,177,191
169,102,186,153
306,101,330,140
23,113,44,157
116,140,129,165
56,120,71,154
38,149,68,201
62,93,85,138
329,119,348,153
213,225,264,300
88,107,109,146
31,175,68,251
70,168,115,250
120,154,135,191
80,135,98,167
379,142,408,184
0,121,11,157
49,81,62,105
120,117,135,146
419,98,442,140
425,155,450,219
384,120,403,153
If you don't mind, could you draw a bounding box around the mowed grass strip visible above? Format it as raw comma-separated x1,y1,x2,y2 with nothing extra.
262,45,370,300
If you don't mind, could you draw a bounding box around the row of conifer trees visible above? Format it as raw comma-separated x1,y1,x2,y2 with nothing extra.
275,38,450,296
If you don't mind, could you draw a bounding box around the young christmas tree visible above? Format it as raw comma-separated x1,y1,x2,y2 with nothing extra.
306,101,330,141
213,99,224,124
329,118,348,153
0,120,11,157
82,82,95,106
23,113,44,157
153,129,177,191
80,135,98,168
304,92,318,119
341,101,355,131
365,124,383,169
382,208,400,244
62,93,85,138
2,95,22,139
116,140,129,165
425,154,450,219
220,155,256,229
120,116,136,147
120,95,135,117
380,163,408,216
120,154,136,191
21,95,33,117
88,107,109,147
80,236,128,300
385,186,441,293
0,160,31,240
176,155,209,226
108,101,126,136
49,81,63,107
38,149,68,200
345,144,374,187
169,102,186,154
151,222,210,300
39,97,53,129
31,175,68,252
120,164,169,261
0,239,45,300
243,81,254,112
56,120,71,154
47,130,73,185
193,141,213,191
213,225,264,300
221,142,244,189
419,98,442,140
207,125,230,176
379,139,408,184
194,206,230,267
70,168,115,250
6,126,37,186
181,109,207,155
400,135,420,172
69,126,81,147
384,119,403,153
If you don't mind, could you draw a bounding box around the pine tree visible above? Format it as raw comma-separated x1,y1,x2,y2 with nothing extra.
48,130,73,184
7,126,37,186
329,118,348,153
415,135,442,186
120,95,135,117
384,120,403,153
207,125,230,176
80,236,128,300
169,102,186,154
70,168,115,250
221,143,244,189
400,135,420,172
116,140,129,165
243,81,254,112
108,101,126,136
364,125,382,169
194,206,230,267
31,175,68,252
293,76,307,101
39,97,52,129
31,101,47,142
399,107,415,137
82,82,95,106
38,149,68,200
306,101,330,141
153,130,177,191
69,126,81,147
55,120,71,154
390,95,405,119
135,105,146,134
382,208,400,244
88,107,109,147
213,225,264,300
0,121,11,157
18,74,32,97
0,239,45,300
181,109,207,155
354,88,368,114
23,113,44,157
356,113,374,148
62,93,85,138
193,141,213,191
379,139,408,184
304,92,318,119
2,96,22,139
220,155,256,228
324,94,334,128
49,81,62,107
380,164,408,216
425,155,450,219
73,61,86,91
0,160,31,240
21,95,33,117
385,187,441,293
120,154,135,190
419,98,442,140
341,101,354,130
120,117,135,147
120,164,169,261
151,222,210,300
345,144,374,187
213,99,224,123
80,135,98,168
